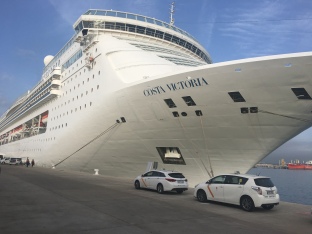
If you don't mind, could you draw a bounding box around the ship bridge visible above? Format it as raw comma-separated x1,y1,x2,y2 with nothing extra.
73,9,212,64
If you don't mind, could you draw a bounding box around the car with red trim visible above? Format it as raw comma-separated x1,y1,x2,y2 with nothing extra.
134,170,188,194
194,173,279,211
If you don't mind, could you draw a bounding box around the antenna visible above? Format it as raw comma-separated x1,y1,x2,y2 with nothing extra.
170,1,175,25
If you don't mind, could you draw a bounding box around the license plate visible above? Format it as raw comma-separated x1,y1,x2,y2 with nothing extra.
267,191,274,195
177,180,184,184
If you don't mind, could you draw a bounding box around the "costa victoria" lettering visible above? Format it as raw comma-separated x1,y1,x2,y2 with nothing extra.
143,77,208,96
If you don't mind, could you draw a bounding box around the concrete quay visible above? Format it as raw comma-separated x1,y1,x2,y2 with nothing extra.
0,165,311,234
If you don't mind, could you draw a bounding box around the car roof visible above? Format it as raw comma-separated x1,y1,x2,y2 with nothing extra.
218,173,270,179
149,170,181,173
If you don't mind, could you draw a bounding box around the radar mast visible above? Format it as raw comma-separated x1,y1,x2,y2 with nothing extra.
170,2,175,25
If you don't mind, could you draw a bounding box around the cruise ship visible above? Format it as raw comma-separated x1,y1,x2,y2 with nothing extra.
1,9,312,185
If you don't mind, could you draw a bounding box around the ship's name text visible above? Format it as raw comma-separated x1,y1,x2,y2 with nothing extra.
143,77,208,96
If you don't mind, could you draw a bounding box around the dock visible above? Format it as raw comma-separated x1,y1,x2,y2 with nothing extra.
0,165,311,233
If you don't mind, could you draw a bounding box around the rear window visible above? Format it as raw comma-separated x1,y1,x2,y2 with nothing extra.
254,178,274,187
168,173,185,178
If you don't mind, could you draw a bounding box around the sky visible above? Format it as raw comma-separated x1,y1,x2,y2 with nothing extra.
0,0,312,164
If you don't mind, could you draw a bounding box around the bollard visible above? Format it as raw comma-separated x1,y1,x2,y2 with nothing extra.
94,169,99,175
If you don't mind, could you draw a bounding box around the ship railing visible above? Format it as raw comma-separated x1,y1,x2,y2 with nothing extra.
0,90,60,130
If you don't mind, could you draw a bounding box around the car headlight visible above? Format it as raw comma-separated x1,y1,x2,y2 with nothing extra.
194,184,199,188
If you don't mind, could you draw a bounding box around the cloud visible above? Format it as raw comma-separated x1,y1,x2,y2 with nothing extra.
48,0,85,25
0,72,13,82
16,49,36,57
216,1,312,58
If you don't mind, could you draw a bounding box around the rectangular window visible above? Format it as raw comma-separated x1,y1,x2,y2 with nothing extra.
137,16,146,22
291,88,311,99
126,14,136,20
182,96,196,106
228,92,246,102
164,99,177,108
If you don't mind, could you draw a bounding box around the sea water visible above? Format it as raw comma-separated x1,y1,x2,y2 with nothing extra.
248,168,312,205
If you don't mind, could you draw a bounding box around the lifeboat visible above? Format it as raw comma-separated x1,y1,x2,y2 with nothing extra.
41,113,48,123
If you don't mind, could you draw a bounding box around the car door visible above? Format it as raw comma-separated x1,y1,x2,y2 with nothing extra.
149,171,163,190
141,171,153,188
223,175,245,205
206,175,226,202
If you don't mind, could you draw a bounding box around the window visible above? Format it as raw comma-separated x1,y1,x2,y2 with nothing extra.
228,92,246,102
291,88,311,99
164,98,176,108
168,173,185,179
182,96,196,106
254,178,274,188
210,175,226,184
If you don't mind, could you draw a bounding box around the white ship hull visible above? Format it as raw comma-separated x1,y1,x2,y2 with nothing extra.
1,10,312,186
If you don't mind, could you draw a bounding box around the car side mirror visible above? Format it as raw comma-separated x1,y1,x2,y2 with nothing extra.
206,180,211,184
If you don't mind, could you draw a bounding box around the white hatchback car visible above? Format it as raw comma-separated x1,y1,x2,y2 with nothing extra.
194,173,280,211
134,170,188,194
1,157,11,164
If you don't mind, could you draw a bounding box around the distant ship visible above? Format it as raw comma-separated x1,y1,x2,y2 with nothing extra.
1,8,312,185
287,160,312,170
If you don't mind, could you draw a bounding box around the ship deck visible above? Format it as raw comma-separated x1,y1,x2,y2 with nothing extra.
0,165,311,233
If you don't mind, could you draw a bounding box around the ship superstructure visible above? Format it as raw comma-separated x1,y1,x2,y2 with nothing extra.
1,9,312,185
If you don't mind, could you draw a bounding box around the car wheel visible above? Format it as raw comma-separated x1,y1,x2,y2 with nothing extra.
240,196,255,212
157,184,164,194
176,190,183,194
197,190,207,202
134,180,140,189
261,204,274,210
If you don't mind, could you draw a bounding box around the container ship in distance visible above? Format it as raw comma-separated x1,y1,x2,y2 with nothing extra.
288,160,312,170
1,9,312,186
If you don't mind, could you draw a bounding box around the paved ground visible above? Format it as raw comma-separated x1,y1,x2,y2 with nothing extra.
0,165,311,234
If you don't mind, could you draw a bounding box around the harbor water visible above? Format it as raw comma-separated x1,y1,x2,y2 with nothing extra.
248,167,312,205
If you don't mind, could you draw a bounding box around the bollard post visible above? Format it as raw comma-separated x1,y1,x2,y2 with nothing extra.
94,169,99,175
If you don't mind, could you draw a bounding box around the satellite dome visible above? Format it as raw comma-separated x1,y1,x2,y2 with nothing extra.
44,55,54,66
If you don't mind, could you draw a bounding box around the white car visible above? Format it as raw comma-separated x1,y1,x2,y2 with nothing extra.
134,170,188,194
194,173,280,212
8,158,22,165
1,157,11,164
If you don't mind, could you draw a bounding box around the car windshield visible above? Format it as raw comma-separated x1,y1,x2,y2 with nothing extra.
168,173,185,178
254,178,274,187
